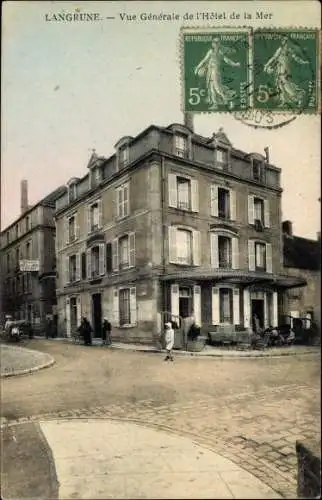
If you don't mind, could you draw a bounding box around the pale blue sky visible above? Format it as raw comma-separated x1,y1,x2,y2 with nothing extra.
2,1,321,238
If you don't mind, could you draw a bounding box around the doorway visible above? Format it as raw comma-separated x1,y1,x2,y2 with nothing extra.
92,293,102,338
251,299,264,332
70,298,77,335
179,287,193,319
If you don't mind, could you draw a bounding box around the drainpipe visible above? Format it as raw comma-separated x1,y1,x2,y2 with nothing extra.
161,155,167,315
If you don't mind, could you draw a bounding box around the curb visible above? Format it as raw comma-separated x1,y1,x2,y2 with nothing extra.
109,345,320,359
1,355,56,379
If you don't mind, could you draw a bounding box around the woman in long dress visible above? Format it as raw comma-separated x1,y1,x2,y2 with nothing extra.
263,36,309,107
194,38,241,109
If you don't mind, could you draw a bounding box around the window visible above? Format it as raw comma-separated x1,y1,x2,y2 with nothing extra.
119,146,129,168
26,216,30,232
68,216,76,242
16,248,20,266
112,233,135,271
25,241,31,260
219,288,233,324
6,254,10,273
69,255,77,282
117,183,129,219
175,135,188,158
15,225,19,239
252,161,264,182
119,288,130,325
68,184,77,204
90,167,102,188
177,177,190,210
91,246,100,277
81,252,87,280
216,149,228,168
218,236,232,268
254,198,264,224
176,229,192,265
89,202,99,232
218,188,230,219
7,232,10,245
106,243,112,273
255,242,266,270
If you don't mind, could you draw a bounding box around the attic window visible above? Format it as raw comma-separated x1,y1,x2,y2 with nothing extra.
252,160,264,182
119,146,129,168
216,149,228,168
68,183,77,203
90,166,102,188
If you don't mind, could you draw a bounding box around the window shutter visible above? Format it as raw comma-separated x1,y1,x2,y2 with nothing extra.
248,240,255,271
87,206,91,234
124,184,129,216
266,243,273,273
99,243,105,275
129,232,135,267
98,200,103,228
193,285,201,326
233,288,240,325
75,213,80,239
76,253,81,281
130,287,137,325
113,289,119,327
86,248,91,279
65,256,70,284
230,190,236,220
248,195,255,224
192,230,200,266
210,233,219,268
66,298,71,337
231,237,239,269
272,291,278,327
212,287,220,325
65,217,69,245
76,296,82,327
264,199,270,228
168,226,177,263
168,173,178,208
171,284,179,321
210,185,218,217
191,179,199,212
243,289,251,328
112,238,119,271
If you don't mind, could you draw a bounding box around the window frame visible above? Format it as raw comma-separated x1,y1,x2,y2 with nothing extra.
69,254,77,283
176,228,193,265
219,287,233,324
217,187,230,219
116,182,130,219
255,241,267,271
216,148,229,169
174,134,188,158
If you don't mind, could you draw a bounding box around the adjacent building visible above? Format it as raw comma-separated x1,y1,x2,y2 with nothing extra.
282,220,320,329
55,122,305,343
0,181,66,331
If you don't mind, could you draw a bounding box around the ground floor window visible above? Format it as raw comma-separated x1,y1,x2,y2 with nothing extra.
219,288,233,324
119,288,131,326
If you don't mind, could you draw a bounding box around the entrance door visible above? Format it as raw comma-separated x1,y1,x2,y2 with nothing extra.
179,287,192,319
251,299,264,332
92,293,102,338
70,298,77,335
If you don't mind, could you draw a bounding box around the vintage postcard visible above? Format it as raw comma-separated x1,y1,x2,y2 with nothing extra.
1,1,321,500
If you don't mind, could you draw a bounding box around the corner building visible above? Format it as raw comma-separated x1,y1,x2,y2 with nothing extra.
55,124,304,343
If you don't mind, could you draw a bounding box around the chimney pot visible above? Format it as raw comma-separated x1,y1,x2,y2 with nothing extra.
184,113,194,132
20,180,28,215
282,220,293,236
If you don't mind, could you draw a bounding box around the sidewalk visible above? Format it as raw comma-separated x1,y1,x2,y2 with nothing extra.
36,336,320,358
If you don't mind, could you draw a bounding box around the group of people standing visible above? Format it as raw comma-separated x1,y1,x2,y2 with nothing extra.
77,317,112,346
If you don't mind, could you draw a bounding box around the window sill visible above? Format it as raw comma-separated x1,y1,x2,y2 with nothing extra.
118,323,137,328
115,214,130,222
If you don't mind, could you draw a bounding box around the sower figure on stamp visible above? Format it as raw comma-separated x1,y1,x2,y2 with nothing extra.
194,38,240,109
164,322,174,362
263,36,309,107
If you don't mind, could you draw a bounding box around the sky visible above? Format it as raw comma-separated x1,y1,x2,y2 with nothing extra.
2,0,321,239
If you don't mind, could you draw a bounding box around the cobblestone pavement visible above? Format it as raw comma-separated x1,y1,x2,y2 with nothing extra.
1,340,320,498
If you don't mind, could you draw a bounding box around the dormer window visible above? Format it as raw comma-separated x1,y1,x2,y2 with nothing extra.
119,146,129,168
175,135,188,158
216,148,229,169
68,184,77,204
90,166,102,189
252,160,264,182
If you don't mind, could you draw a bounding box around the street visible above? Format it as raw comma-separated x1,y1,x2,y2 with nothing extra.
1,340,320,498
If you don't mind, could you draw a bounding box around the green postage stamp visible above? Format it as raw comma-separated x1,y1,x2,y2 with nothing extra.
253,29,320,113
181,28,251,113
181,27,320,114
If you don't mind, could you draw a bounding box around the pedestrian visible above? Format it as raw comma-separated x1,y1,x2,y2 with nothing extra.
80,317,92,346
102,318,112,346
164,322,174,362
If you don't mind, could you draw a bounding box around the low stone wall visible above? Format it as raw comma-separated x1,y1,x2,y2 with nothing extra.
296,439,321,498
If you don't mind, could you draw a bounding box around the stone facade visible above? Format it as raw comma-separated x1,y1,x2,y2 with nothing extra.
55,123,304,344
0,187,66,331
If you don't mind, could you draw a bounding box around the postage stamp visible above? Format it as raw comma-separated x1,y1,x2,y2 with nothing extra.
253,29,320,113
181,27,251,113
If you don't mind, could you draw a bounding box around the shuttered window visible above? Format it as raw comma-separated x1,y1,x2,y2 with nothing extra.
168,226,200,266
168,174,199,212
118,287,137,326
117,183,130,219
111,233,135,272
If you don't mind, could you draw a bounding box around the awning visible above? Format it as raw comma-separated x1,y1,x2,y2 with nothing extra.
161,268,306,289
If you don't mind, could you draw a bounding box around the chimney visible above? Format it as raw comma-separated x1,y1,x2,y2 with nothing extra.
264,146,270,163
282,220,293,236
184,112,194,132
20,179,28,214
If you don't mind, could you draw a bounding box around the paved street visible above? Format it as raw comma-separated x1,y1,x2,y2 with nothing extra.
1,339,320,499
